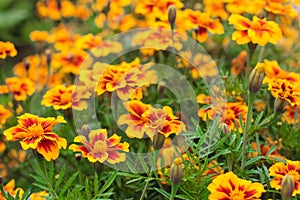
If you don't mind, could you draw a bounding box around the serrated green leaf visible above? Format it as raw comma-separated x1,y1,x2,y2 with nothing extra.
245,156,264,167
55,163,66,190
153,187,170,198
59,172,78,197
98,172,117,194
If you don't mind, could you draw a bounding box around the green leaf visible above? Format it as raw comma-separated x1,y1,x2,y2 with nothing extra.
254,111,264,126
55,163,66,190
98,172,117,194
94,172,99,194
32,183,51,191
153,187,170,198
59,172,78,197
49,161,55,185
85,178,91,200
245,156,264,167
0,9,30,29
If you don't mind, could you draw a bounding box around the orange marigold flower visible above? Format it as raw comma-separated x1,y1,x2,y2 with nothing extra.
75,33,102,50
184,9,224,42
96,58,157,100
0,105,12,129
198,96,248,133
29,191,49,200
3,113,67,161
5,77,35,101
228,14,282,46
42,85,91,110
231,50,247,76
92,40,123,57
118,100,186,139
203,0,228,20
269,160,300,196
69,128,129,164
29,30,49,43
282,105,300,124
0,179,24,199
207,172,265,200
0,41,17,59
268,79,300,107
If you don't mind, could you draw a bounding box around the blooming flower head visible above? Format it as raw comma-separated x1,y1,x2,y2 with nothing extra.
0,41,17,59
269,160,300,196
0,105,13,129
29,30,49,43
207,172,265,200
117,100,186,139
69,128,129,164
268,79,300,107
228,14,282,46
3,113,67,161
96,58,157,100
0,179,24,199
41,85,91,111
5,77,35,101
184,9,224,42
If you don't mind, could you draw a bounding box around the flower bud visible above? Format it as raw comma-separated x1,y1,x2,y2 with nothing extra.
45,49,52,66
221,123,230,134
0,176,3,185
281,174,294,200
75,153,82,162
170,157,183,185
274,97,287,113
82,124,90,136
168,5,176,29
248,63,264,93
152,132,165,150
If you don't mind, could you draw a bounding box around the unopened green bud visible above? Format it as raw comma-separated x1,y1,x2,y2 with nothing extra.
45,49,52,66
170,157,183,185
249,63,264,93
168,5,176,29
281,174,294,200
274,97,287,113
152,132,165,150
82,124,90,135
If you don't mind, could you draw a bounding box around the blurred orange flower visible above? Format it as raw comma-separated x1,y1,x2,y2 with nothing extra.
5,77,35,101
69,128,129,164
228,14,282,46
231,50,247,76
0,179,24,199
0,105,12,129
29,30,49,43
3,113,67,161
0,41,17,59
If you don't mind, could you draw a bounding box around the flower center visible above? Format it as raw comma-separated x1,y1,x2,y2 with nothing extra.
28,124,44,138
93,140,107,153
251,21,261,31
230,190,245,200
60,93,72,105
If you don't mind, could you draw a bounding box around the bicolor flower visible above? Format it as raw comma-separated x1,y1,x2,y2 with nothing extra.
207,172,265,199
69,129,129,164
3,113,67,161
269,160,300,196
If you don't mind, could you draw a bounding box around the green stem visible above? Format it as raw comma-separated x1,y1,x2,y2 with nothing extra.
170,182,180,200
42,160,59,199
241,92,256,174
245,44,256,87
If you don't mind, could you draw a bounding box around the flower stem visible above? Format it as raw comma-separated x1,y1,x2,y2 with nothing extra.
170,182,180,200
241,92,256,174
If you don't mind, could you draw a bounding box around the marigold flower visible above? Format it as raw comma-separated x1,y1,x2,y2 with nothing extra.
75,33,102,50
228,14,282,46
42,85,91,110
118,100,186,139
3,113,67,161
95,58,157,100
0,41,17,59
268,79,300,107
203,0,228,20
0,105,12,129
5,77,35,101
29,191,49,200
69,128,129,164
231,50,247,76
184,9,224,42
198,97,248,133
0,179,24,199
269,160,300,196
29,30,49,43
207,172,265,200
